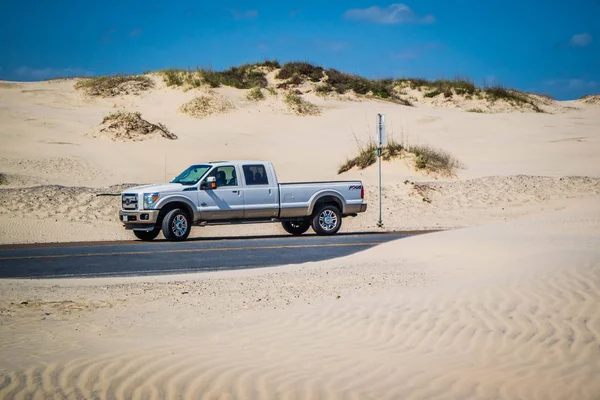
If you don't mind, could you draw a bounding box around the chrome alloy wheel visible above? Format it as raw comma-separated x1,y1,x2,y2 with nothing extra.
318,209,338,231
171,214,188,237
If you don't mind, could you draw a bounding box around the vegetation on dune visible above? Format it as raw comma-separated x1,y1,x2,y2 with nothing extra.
338,138,461,176
179,94,235,118
152,60,549,112
159,60,280,90
99,111,177,141
284,93,321,116
276,62,412,105
410,145,463,174
483,86,543,112
0,173,8,185
246,87,265,101
75,74,154,97
466,108,486,113
338,138,405,174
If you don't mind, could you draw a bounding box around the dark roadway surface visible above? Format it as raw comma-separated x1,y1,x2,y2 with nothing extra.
0,232,428,279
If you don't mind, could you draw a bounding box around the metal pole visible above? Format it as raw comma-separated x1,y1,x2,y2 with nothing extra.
377,113,384,228
378,145,383,228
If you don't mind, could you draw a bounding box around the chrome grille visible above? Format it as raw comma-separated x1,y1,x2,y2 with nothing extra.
122,193,138,210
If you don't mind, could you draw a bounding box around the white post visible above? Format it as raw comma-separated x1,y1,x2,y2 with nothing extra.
376,114,386,228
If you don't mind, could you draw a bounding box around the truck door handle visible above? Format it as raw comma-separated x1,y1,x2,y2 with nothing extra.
232,190,238,193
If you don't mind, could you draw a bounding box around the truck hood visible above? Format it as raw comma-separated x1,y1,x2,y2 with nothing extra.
123,183,188,194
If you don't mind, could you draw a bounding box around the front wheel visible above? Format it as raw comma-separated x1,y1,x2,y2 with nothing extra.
311,205,342,236
162,208,191,241
133,228,161,241
282,220,310,235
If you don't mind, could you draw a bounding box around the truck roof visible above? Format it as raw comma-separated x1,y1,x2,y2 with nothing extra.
208,160,271,165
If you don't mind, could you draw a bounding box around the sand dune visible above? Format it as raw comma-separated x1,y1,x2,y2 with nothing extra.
1,198,599,399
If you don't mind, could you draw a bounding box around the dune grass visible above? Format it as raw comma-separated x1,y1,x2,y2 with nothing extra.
284,93,321,115
0,173,8,185
484,86,544,112
246,87,265,101
159,61,278,89
410,145,462,174
179,94,235,118
99,111,177,141
338,138,405,174
75,74,154,97
338,138,461,175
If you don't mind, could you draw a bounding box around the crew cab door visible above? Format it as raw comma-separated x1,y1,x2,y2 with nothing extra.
241,164,279,218
198,165,244,220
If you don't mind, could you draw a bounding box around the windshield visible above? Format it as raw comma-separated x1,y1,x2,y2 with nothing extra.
171,164,211,185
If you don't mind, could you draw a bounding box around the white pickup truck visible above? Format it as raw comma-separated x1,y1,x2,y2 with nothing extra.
119,160,367,241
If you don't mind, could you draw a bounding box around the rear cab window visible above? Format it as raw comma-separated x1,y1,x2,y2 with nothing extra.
242,165,269,185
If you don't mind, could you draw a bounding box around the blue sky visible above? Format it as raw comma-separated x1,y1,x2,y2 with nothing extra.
1,0,598,99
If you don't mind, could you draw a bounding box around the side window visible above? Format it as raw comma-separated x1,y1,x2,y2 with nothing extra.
243,165,269,185
208,166,238,187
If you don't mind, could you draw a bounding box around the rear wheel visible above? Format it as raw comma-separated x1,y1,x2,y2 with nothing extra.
133,228,161,241
282,220,310,235
311,205,342,236
162,208,191,241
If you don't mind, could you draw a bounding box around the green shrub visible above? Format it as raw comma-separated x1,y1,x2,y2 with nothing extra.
160,69,185,86
277,62,324,81
484,86,543,112
246,87,265,101
284,93,321,116
255,59,281,70
409,145,462,175
382,138,403,160
75,74,154,97
338,138,404,173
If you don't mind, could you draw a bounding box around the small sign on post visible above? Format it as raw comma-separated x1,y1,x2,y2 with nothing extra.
377,114,385,228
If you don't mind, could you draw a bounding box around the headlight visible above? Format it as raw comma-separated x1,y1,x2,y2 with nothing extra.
143,193,160,209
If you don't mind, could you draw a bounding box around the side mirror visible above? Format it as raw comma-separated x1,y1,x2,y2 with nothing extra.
201,176,217,190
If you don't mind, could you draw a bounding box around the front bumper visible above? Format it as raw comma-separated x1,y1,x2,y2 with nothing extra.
119,209,159,228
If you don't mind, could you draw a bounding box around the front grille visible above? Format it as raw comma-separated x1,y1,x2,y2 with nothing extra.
122,193,138,210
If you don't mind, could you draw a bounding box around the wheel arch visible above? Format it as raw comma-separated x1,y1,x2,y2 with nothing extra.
308,191,345,216
156,199,195,224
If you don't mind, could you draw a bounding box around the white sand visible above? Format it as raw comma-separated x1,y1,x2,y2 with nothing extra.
0,197,598,398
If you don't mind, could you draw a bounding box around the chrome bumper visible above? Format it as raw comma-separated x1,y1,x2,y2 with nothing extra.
119,209,159,226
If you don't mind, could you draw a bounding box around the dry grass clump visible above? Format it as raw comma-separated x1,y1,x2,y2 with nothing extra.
338,139,461,175
0,173,8,185
484,86,543,112
75,75,154,97
338,139,404,174
97,111,177,141
159,62,278,90
466,108,486,113
246,87,265,101
410,145,462,175
179,94,235,118
284,93,321,115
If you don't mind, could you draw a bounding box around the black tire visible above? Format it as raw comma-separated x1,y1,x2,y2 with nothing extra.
282,220,310,235
133,228,161,241
311,205,342,236
161,208,191,241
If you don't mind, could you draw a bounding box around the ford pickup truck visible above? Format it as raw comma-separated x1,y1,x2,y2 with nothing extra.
119,160,367,241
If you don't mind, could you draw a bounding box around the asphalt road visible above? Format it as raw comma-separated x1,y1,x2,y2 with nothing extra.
0,232,424,279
